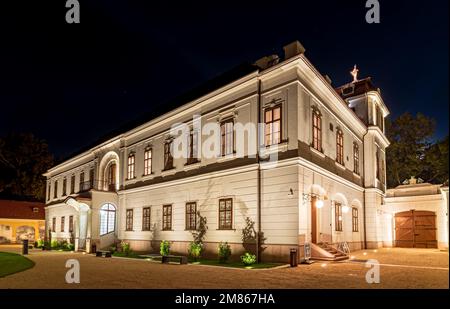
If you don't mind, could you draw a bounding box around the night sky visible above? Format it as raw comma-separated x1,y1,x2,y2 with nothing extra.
0,1,448,159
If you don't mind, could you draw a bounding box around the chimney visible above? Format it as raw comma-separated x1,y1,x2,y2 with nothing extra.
255,54,280,70
283,41,306,60
409,176,417,185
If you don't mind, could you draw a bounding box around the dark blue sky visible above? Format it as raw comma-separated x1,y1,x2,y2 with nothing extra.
0,0,448,158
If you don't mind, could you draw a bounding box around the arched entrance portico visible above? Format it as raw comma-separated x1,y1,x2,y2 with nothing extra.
65,197,92,252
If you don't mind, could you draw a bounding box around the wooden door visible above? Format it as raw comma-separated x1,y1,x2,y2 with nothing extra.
395,210,437,248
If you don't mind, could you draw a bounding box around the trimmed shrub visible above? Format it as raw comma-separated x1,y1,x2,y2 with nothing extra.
121,241,132,256
188,242,202,261
240,252,257,266
218,242,232,263
160,240,170,256
50,239,59,249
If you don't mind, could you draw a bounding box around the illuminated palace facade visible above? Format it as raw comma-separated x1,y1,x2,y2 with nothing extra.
44,41,398,262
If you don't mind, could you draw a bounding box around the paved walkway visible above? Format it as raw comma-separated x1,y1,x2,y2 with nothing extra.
0,246,447,288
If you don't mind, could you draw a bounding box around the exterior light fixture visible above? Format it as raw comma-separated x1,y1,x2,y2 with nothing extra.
342,205,350,213
315,199,324,208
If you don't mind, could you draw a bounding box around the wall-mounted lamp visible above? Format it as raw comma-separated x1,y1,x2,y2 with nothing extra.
342,205,350,213
315,199,324,208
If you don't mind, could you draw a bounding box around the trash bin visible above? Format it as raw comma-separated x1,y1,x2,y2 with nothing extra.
22,239,29,255
290,248,298,267
91,243,97,254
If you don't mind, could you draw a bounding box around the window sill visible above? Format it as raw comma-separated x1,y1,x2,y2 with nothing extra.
217,154,236,163
125,177,137,181
216,228,236,231
310,147,325,158
261,141,288,156
184,161,201,171
335,162,346,170
161,168,177,177
141,173,155,180
162,229,174,232
125,230,134,232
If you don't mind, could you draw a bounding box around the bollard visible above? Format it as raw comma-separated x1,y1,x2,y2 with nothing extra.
290,248,298,267
22,239,29,255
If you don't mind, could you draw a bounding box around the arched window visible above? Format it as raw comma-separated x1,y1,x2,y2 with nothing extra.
107,163,116,191
100,203,116,235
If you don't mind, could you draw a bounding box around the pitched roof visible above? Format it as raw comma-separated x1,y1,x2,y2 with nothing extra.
0,200,46,220
58,63,259,164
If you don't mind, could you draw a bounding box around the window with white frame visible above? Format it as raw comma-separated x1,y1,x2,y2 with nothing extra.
220,119,234,156
144,148,152,175
100,203,116,235
127,153,135,179
264,105,281,146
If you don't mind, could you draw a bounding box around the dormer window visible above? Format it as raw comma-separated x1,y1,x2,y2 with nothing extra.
342,85,354,96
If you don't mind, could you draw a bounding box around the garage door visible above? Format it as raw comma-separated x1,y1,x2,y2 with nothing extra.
395,210,437,248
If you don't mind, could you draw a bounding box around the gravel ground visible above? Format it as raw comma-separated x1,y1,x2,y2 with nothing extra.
0,246,447,289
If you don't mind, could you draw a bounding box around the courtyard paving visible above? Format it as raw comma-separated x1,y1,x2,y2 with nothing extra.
0,246,447,289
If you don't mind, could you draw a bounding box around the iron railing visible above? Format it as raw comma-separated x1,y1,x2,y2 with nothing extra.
78,180,117,193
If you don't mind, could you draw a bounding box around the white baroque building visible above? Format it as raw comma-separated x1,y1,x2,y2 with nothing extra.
44,41,402,262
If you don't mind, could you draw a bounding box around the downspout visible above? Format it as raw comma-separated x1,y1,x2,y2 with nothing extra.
256,77,262,263
362,129,368,250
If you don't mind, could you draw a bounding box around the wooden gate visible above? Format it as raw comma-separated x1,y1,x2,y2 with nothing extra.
395,210,437,248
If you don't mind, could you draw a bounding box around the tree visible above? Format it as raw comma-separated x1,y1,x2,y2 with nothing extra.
0,133,53,201
386,112,448,187
422,136,449,184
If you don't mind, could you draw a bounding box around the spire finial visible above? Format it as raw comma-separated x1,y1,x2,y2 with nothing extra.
350,64,359,83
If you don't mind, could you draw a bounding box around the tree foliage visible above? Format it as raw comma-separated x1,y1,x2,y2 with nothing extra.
0,133,53,201
386,112,448,187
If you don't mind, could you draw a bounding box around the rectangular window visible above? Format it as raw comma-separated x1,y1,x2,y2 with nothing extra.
126,209,133,231
142,207,151,231
54,180,58,199
335,203,343,231
79,172,84,192
62,178,67,196
187,131,199,164
60,216,65,232
89,168,95,189
70,175,75,194
312,110,322,152
376,150,380,180
47,183,51,201
185,202,197,230
127,154,135,179
264,105,281,146
336,130,344,165
353,143,360,175
69,215,74,233
164,141,174,170
144,148,152,176
219,198,233,230
352,208,359,232
220,119,234,156
52,217,56,233
162,205,172,231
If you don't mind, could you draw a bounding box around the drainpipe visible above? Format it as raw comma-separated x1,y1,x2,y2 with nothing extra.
362,130,368,250
256,77,262,263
